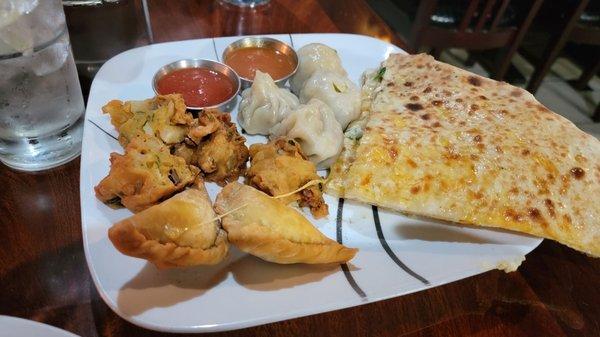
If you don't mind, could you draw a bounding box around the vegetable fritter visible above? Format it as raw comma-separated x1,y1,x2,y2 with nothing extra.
95,134,199,212
102,94,194,147
246,137,328,218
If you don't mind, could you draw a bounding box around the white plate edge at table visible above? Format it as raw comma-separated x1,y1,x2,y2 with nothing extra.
80,33,543,333
0,316,80,337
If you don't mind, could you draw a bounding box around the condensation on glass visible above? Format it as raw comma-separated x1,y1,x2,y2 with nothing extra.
0,0,85,171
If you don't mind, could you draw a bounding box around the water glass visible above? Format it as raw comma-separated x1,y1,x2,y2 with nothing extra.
0,0,85,171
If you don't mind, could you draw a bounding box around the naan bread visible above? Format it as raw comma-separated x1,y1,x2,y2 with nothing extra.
327,53,600,257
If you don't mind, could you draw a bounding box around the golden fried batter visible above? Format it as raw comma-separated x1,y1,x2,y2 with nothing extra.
174,110,249,186
95,134,199,212
246,138,328,219
215,182,355,264
102,94,193,147
108,180,228,268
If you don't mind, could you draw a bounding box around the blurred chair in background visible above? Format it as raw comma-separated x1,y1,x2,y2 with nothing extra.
63,0,152,98
519,0,599,121
367,0,543,81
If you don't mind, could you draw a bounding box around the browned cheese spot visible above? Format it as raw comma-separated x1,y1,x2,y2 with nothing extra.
537,105,550,113
432,122,441,128
471,104,480,111
361,174,372,186
570,167,585,180
509,187,519,194
404,81,413,87
422,175,432,192
527,208,544,222
510,89,522,97
544,199,556,218
420,114,431,120
410,185,421,194
423,86,432,93
522,149,530,156
410,95,419,101
560,174,571,195
467,76,482,86
405,103,424,111
388,148,398,159
469,190,484,199
575,154,587,163
444,147,461,160
535,177,550,195
386,82,395,87
478,95,488,100
456,98,464,103
505,208,524,222
432,100,443,107
473,135,482,143
406,158,418,168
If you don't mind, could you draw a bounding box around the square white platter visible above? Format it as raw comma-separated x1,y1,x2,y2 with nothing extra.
80,33,542,333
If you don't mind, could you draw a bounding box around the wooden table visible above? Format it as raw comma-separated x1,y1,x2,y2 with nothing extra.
0,1,598,336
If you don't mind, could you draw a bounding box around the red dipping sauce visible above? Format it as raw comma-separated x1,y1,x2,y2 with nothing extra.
156,67,235,107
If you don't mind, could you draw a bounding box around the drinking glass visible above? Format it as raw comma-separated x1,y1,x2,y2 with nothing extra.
0,0,85,171
219,0,271,8
63,0,152,97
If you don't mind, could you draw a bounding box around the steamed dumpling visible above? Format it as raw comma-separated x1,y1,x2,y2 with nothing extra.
238,71,300,135
290,43,347,94
270,99,343,169
299,71,360,130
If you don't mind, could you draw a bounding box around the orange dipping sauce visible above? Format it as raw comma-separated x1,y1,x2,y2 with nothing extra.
225,47,295,80
156,67,235,107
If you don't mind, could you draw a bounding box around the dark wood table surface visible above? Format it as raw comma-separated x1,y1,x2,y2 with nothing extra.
1,0,598,336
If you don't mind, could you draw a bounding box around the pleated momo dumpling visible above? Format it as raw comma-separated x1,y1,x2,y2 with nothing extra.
238,71,299,135
290,43,347,94
270,99,343,169
299,71,360,130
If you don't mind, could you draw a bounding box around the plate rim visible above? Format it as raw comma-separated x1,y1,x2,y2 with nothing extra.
0,315,80,337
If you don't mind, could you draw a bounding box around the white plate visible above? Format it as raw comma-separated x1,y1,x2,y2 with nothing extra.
80,33,542,333
0,316,79,337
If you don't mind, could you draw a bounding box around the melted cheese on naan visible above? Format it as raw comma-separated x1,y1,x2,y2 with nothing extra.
327,54,600,257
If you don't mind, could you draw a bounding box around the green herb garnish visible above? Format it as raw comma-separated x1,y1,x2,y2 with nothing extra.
333,83,342,93
333,82,347,93
374,67,386,82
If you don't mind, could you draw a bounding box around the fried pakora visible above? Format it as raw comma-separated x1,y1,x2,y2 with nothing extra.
108,180,228,268
95,134,199,212
214,182,356,264
173,110,249,186
102,94,194,147
246,137,328,218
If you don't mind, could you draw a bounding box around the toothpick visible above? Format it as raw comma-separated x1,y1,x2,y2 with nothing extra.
272,179,324,200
